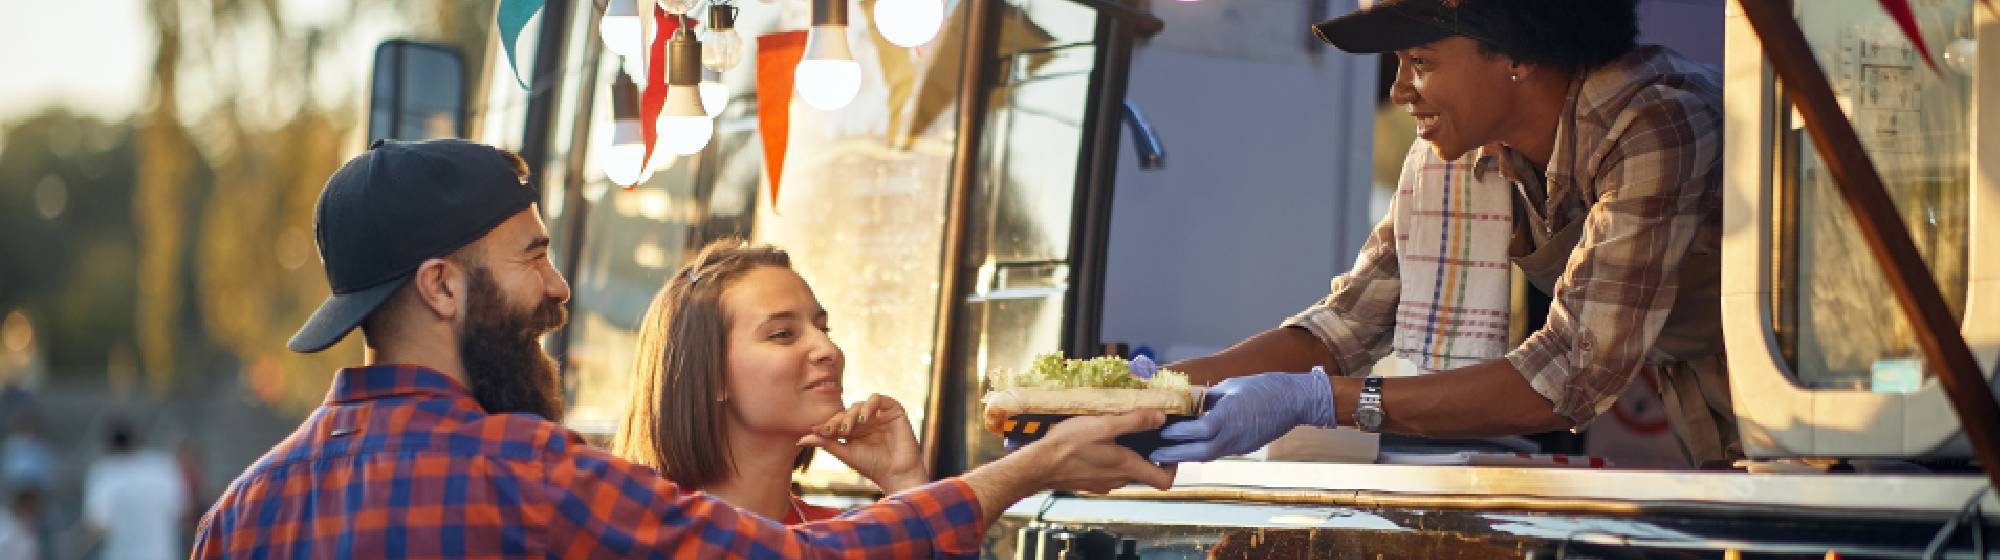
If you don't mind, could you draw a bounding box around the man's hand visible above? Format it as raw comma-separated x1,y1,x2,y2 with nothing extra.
1149,368,1338,463
799,394,929,493
1023,411,1177,493
959,411,1176,522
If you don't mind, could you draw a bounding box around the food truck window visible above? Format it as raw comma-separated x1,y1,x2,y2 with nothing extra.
553,0,966,492
1769,0,1973,391
557,42,764,437
949,0,1107,471
368,40,468,145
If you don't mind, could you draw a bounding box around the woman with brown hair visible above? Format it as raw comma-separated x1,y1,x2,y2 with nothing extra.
611,239,929,524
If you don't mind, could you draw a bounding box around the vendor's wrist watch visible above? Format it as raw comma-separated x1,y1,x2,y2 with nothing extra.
1354,377,1386,433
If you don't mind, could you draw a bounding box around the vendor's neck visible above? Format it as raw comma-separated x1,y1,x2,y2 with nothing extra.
706,428,805,522
1497,67,1575,170
364,337,466,388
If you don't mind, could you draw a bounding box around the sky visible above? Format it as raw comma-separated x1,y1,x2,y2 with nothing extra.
0,0,356,124
0,0,155,121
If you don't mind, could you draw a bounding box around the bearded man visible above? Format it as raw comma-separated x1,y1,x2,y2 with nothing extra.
191,139,1172,558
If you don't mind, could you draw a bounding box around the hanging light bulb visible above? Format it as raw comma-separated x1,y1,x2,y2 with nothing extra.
602,69,650,186
873,0,943,47
701,3,744,71
656,0,699,14
796,0,862,110
699,68,729,117
658,27,715,155
598,0,644,58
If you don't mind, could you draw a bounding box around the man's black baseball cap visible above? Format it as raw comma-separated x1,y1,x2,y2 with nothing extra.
1311,0,1511,54
287,139,539,353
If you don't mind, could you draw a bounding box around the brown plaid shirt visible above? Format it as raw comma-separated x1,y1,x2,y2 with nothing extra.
1287,45,1724,426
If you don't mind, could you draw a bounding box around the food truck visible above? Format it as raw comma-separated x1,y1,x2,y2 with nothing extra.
358,0,2000,556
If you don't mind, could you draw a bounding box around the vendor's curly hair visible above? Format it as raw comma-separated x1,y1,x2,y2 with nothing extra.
1458,0,1639,71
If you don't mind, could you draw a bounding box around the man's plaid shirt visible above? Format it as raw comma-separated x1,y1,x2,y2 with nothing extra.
191,365,984,558
1287,45,1725,426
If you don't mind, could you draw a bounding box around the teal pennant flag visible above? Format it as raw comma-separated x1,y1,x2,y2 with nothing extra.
496,0,547,90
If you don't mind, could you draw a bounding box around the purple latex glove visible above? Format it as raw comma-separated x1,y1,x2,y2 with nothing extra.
1149,367,1338,463
1128,355,1160,380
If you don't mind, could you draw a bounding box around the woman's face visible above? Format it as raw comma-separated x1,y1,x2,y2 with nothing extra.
718,266,846,438
1392,36,1520,161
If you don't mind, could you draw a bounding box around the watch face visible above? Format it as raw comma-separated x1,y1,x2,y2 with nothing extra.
1356,408,1385,431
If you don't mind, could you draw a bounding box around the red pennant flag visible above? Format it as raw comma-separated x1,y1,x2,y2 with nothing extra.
1877,0,1940,74
756,30,808,209
632,8,693,189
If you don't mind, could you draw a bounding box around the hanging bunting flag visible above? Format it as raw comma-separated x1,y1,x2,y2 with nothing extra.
901,11,1056,149
496,0,545,90
1877,0,1940,74
864,0,922,148
634,9,695,189
756,30,809,209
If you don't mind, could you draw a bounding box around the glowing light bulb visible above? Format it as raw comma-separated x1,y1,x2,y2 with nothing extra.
873,0,943,47
699,72,729,117
602,71,656,186
796,0,861,110
795,58,861,110
602,119,648,186
658,116,714,156
598,0,643,58
702,4,744,71
1944,38,1977,76
655,0,698,14
657,28,714,155
700,30,743,71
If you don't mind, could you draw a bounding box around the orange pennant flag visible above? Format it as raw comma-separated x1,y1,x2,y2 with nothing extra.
756,30,808,209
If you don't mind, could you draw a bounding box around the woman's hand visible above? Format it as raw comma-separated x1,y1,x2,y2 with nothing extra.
798,394,931,494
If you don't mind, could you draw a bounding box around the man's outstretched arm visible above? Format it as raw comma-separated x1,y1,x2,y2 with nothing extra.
551,411,1174,558
1170,326,1342,385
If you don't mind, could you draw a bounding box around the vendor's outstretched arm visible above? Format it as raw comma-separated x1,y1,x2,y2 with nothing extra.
1169,327,1340,385
1334,358,1571,438
1152,359,1569,463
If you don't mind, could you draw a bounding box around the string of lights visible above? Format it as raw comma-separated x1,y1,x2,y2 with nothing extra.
582,0,946,184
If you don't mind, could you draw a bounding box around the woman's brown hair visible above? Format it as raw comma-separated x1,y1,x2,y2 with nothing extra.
611,238,810,488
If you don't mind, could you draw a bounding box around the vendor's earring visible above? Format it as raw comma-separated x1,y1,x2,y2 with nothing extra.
1510,74,1520,82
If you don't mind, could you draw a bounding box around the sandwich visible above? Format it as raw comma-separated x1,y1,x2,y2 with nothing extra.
980,353,1206,436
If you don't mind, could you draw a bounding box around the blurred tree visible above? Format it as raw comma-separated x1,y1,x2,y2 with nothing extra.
135,0,198,395
130,0,496,410
0,112,143,379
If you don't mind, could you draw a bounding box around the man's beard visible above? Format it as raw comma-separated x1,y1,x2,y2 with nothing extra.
457,267,569,421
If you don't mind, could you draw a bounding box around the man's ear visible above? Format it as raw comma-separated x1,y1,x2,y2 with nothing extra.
1510,61,1544,82
409,258,465,322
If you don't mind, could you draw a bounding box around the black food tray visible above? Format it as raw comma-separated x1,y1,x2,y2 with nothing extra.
999,413,1201,460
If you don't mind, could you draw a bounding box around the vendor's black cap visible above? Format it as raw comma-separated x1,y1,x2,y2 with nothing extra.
288,138,539,353
1312,0,1507,54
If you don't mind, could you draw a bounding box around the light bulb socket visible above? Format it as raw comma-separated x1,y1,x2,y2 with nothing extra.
708,4,738,31
668,29,702,86
811,0,847,27
611,68,640,120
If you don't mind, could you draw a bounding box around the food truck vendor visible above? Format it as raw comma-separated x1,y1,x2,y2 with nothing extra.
1151,0,1740,468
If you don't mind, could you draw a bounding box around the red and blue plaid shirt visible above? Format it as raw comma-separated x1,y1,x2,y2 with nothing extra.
191,365,985,558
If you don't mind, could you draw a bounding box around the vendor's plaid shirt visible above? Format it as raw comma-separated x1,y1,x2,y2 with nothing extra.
190,365,984,559
1286,45,1724,426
